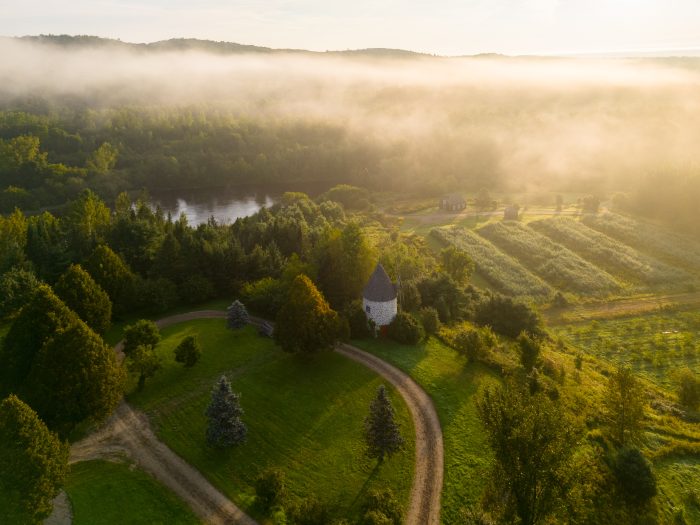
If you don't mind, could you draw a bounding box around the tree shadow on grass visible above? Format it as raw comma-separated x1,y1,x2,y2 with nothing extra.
347,460,382,515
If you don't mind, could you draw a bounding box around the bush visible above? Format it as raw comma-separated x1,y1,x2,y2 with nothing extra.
346,300,373,339
288,496,329,525
174,335,202,368
518,332,541,371
475,295,542,338
614,447,657,504
420,306,440,335
388,311,424,345
179,275,215,305
453,326,486,362
255,468,286,511
361,488,403,525
675,368,700,410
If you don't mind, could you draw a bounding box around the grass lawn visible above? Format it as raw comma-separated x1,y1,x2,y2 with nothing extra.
352,336,500,524
65,460,201,525
127,319,414,522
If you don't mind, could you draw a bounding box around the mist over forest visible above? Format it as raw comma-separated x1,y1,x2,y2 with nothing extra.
2,36,700,232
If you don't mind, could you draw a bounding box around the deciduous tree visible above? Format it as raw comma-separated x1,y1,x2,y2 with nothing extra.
274,274,341,354
122,319,161,358
54,264,112,335
476,384,578,525
0,395,68,524
604,366,646,447
84,244,135,315
26,320,125,434
0,267,40,320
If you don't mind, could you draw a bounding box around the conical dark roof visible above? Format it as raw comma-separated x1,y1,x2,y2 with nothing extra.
363,263,397,302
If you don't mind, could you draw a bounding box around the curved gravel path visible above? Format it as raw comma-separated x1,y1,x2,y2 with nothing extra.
64,310,444,525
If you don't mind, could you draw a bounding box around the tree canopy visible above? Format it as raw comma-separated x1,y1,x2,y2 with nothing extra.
274,274,342,354
0,395,68,524
54,264,112,335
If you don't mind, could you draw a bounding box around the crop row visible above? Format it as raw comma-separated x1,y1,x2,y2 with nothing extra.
530,217,690,287
477,221,620,295
431,227,552,299
582,213,700,271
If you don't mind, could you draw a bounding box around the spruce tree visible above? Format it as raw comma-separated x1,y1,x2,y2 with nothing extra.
227,300,250,329
0,395,69,524
174,335,202,368
206,375,247,448
364,385,404,462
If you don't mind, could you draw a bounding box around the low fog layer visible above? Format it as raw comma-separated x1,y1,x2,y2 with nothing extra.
2,38,700,192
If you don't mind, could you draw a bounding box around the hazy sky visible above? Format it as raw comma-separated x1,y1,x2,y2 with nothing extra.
2,0,700,55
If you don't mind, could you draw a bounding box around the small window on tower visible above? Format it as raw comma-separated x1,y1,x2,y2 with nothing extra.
366,305,371,313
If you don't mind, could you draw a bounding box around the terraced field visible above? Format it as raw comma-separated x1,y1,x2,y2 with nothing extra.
583,212,700,271
530,217,691,288
431,227,552,300
477,221,621,296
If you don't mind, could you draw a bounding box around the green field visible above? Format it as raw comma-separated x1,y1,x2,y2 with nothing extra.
477,221,621,296
530,217,690,289
127,319,414,522
431,227,552,300
65,460,201,525
352,336,500,524
554,311,700,389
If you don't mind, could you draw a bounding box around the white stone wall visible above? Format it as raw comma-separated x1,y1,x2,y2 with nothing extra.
363,297,397,327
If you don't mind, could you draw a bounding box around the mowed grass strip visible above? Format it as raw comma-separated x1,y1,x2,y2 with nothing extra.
127,319,414,522
531,217,690,288
352,337,500,525
431,227,552,300
65,460,201,525
477,221,620,295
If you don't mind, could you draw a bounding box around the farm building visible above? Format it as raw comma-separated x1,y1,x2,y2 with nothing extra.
363,263,398,327
504,205,520,220
439,193,467,211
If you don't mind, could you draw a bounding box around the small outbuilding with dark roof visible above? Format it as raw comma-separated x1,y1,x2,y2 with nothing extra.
362,263,398,327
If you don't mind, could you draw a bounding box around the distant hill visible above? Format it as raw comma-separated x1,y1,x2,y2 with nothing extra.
12,35,431,58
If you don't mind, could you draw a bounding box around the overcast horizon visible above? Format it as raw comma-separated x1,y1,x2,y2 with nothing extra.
2,1,700,57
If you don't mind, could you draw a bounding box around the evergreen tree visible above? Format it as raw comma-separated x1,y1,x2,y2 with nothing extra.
206,375,247,448
227,299,250,329
274,274,342,354
1,284,76,395
25,212,70,282
54,264,112,335
83,245,135,315
64,190,111,260
26,320,125,435
0,395,69,524
128,345,161,391
364,385,404,462
122,319,161,358
174,335,202,368
517,332,541,372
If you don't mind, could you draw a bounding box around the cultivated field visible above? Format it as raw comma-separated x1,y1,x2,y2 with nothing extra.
583,212,700,272
477,221,621,296
431,227,552,300
554,311,700,389
530,217,691,289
